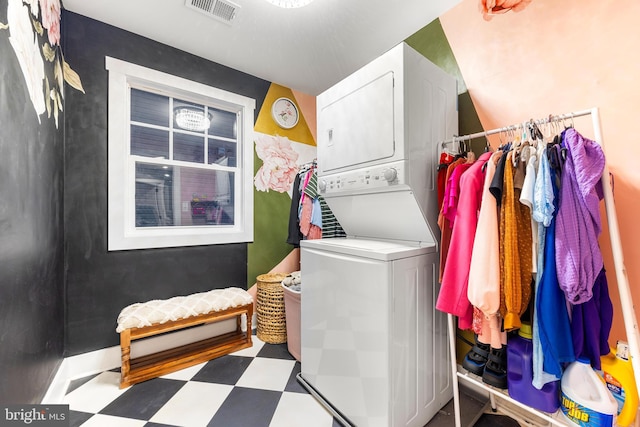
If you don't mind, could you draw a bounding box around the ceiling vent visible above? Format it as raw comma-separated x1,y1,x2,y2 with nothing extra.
185,0,240,24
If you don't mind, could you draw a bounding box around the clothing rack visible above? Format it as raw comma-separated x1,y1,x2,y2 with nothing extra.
444,107,639,427
441,109,587,149
298,159,317,172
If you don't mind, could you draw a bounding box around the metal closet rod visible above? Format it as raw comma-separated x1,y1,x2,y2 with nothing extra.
441,108,594,148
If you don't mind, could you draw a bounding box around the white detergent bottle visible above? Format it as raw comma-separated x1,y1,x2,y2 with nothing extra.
561,357,618,427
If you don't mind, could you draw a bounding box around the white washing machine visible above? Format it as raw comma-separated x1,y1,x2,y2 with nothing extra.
301,238,450,427
298,43,458,427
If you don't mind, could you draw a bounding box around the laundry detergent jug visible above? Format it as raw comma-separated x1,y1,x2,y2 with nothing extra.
599,342,639,427
561,357,617,427
507,322,560,412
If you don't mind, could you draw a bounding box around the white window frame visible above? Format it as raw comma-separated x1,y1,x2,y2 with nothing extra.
106,57,255,251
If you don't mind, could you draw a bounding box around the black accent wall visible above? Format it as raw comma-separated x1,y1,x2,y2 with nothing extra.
0,1,65,403
62,11,271,356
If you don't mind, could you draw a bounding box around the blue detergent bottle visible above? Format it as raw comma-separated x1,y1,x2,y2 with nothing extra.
507,322,561,413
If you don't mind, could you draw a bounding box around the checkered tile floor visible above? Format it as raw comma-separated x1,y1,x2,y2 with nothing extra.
63,336,340,427
62,334,510,427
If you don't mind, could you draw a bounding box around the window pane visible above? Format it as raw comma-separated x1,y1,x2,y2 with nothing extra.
174,132,205,163
182,167,235,226
135,163,174,227
209,108,237,139
135,162,235,228
131,89,169,127
208,138,237,167
131,125,169,158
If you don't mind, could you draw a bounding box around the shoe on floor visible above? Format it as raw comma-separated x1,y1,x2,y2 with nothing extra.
462,338,490,376
482,346,507,389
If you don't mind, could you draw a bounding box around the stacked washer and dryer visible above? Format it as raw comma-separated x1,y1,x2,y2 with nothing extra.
297,43,458,427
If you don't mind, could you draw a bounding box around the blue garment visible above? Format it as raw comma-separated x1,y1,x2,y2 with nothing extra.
532,146,560,387
532,147,554,227
571,268,613,370
311,197,322,228
536,165,575,378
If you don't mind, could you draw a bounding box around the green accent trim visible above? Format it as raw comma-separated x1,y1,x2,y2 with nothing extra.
405,18,467,94
247,147,295,287
458,91,486,157
405,18,485,156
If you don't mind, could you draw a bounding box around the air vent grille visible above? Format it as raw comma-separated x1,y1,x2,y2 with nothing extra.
185,0,240,24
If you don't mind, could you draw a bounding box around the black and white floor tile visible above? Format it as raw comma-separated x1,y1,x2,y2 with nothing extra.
62,335,517,427
63,336,339,427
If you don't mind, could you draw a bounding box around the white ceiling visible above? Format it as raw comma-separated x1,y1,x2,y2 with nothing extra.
63,0,460,96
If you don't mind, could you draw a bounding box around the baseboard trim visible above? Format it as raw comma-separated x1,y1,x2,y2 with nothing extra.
42,345,121,404
43,322,258,404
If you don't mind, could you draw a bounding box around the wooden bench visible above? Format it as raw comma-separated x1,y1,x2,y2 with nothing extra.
116,287,253,388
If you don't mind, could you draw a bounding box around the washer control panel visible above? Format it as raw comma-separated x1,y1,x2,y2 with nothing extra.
319,161,406,195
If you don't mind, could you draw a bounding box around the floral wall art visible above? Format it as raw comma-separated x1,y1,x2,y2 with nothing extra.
1,0,83,127
254,134,301,193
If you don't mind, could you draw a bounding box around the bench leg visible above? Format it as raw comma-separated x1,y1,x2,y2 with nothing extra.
246,305,253,346
120,329,131,388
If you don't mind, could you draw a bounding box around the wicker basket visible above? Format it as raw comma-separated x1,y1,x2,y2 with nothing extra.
256,273,288,344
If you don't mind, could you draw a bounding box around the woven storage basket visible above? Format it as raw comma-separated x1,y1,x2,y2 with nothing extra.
256,273,288,344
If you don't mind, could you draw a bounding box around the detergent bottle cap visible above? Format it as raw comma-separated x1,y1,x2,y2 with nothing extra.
616,341,630,361
518,322,532,339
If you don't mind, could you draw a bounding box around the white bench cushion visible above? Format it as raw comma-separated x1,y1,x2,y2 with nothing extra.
116,287,253,332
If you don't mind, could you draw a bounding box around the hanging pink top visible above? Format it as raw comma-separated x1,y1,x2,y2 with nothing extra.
436,152,492,330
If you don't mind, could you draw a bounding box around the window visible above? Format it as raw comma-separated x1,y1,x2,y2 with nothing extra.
106,57,255,250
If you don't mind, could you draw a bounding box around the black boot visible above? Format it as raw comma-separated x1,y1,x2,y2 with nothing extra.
462,337,490,376
482,345,508,389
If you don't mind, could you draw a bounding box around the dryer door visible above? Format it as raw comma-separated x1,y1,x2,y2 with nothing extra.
318,71,396,174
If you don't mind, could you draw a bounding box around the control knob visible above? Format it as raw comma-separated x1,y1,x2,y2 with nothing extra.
383,168,397,182
319,180,327,192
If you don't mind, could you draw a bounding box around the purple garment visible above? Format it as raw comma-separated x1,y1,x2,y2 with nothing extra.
555,128,605,304
571,268,613,370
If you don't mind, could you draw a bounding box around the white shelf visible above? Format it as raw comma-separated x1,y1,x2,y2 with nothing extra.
455,367,569,427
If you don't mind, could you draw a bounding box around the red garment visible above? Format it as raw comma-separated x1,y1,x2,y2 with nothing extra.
307,225,322,240
438,158,466,281
437,152,455,211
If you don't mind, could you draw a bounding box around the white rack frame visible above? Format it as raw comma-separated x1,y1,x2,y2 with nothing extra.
444,107,640,427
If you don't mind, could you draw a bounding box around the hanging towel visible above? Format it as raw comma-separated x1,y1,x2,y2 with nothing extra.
320,196,346,239
555,128,605,304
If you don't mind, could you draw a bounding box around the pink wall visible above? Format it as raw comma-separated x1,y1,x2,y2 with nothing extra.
440,0,640,345
292,89,317,144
